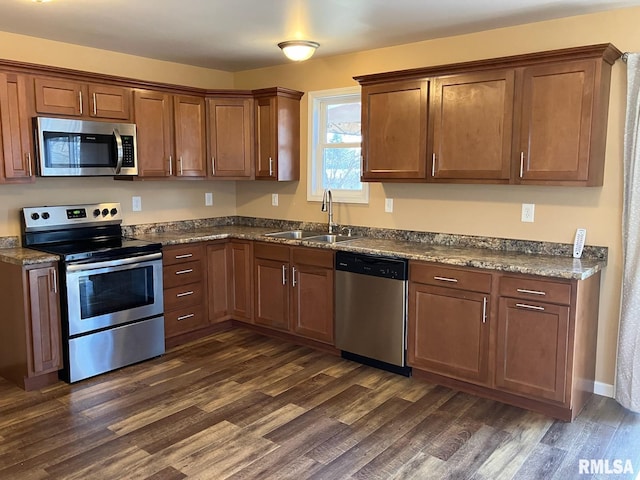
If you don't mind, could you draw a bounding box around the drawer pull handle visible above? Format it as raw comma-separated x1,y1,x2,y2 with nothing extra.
176,291,194,298
282,264,287,285
515,303,544,311
177,313,195,321
434,276,458,283
175,254,193,259
516,288,546,296
175,269,193,275
292,266,297,287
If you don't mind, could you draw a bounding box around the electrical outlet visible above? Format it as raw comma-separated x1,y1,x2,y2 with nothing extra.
271,193,279,206
132,196,142,212
205,192,213,206
521,203,535,223
385,198,394,213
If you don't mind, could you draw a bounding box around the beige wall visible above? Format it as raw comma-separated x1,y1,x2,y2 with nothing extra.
0,6,636,388
0,31,238,235
233,7,640,387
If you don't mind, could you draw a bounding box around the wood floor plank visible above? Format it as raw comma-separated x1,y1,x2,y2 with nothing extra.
0,328,639,479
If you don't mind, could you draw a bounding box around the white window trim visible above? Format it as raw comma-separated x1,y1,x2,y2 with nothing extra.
307,86,368,204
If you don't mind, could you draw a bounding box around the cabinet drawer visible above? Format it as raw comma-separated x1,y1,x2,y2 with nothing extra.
163,260,203,288
163,244,205,266
164,283,204,311
410,262,492,293
292,247,334,268
254,241,289,262
499,276,572,306
164,304,208,338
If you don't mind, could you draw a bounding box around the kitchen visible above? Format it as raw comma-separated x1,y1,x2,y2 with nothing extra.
0,0,639,478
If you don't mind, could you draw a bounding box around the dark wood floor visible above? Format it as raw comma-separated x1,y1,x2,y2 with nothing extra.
1,328,639,480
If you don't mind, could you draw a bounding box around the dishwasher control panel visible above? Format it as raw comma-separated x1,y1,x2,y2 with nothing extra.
335,251,408,280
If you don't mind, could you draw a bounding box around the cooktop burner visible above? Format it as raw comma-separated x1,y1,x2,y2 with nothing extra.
21,202,162,263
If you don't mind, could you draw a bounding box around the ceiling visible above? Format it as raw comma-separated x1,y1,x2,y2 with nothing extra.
0,0,638,72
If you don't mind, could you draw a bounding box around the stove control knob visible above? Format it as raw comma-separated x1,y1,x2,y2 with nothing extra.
102,208,109,217
30,212,40,220
41,212,50,220
110,207,118,216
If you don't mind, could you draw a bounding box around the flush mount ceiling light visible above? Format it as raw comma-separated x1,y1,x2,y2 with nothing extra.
277,40,320,62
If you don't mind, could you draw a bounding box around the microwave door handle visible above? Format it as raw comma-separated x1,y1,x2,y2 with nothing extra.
113,128,124,174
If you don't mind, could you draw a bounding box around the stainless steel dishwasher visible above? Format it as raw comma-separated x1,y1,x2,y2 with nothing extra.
335,251,411,376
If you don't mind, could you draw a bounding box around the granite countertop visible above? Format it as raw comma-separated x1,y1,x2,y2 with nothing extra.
133,225,605,280
1,224,606,279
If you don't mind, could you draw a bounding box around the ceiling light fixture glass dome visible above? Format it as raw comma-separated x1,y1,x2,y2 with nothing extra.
278,40,320,62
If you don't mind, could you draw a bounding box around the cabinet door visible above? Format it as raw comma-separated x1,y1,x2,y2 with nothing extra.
430,70,514,181
496,298,569,403
207,242,229,323
26,266,62,376
34,77,86,116
255,96,277,179
88,84,131,120
174,95,207,177
291,248,334,344
207,97,253,178
0,75,34,181
408,283,489,384
133,89,173,177
0,73,33,181
254,256,289,330
515,60,596,184
228,241,252,321
361,80,428,180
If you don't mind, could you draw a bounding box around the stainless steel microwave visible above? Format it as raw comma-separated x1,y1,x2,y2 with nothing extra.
35,117,138,176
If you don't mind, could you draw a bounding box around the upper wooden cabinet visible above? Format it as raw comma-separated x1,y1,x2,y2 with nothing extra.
361,80,428,181
133,90,207,178
355,43,621,186
0,72,34,183
253,87,303,181
513,60,603,185
34,77,132,120
207,96,253,179
430,70,514,182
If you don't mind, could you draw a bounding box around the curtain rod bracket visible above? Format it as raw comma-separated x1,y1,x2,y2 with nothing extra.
623,52,629,62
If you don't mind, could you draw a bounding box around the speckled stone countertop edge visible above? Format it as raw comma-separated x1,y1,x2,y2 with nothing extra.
133,226,604,280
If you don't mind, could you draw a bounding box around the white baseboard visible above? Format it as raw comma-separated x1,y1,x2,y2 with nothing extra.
594,381,614,398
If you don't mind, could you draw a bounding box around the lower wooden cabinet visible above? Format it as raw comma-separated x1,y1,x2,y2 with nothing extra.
227,240,253,322
0,262,62,390
496,297,569,402
163,243,208,340
408,263,491,385
253,242,334,344
408,260,601,420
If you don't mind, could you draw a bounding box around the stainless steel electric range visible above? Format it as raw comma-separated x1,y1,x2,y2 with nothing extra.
22,202,165,383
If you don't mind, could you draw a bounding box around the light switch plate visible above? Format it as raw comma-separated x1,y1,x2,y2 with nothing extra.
132,196,142,212
521,203,535,222
205,192,213,206
385,198,393,213
271,193,279,206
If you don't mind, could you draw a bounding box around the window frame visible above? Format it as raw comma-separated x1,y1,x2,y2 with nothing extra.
307,86,368,204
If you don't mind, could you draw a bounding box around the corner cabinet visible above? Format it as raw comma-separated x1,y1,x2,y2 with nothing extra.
253,87,303,181
0,262,62,391
355,43,621,186
408,260,601,421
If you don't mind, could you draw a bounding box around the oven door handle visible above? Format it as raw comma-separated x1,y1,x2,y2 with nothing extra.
66,252,162,272
113,128,124,174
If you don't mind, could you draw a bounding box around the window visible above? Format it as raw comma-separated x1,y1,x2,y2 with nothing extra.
307,87,368,204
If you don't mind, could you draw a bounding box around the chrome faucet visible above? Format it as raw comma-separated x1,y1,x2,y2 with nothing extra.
321,189,336,233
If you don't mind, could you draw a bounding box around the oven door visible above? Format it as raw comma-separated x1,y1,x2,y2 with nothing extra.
65,252,163,336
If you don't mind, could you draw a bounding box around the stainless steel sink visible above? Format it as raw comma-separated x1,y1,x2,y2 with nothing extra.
305,234,357,243
264,230,322,239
